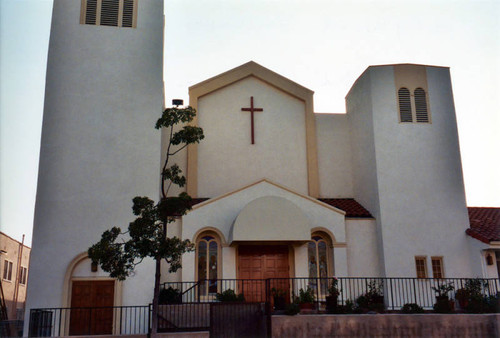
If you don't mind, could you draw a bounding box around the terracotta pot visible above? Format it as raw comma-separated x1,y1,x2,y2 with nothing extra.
299,302,315,310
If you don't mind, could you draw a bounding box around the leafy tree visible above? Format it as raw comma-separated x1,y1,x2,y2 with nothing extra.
88,106,204,336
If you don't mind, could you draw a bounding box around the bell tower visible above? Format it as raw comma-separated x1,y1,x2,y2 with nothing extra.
25,0,164,322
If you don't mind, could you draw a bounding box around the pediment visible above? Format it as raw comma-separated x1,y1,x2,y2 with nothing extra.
189,61,313,102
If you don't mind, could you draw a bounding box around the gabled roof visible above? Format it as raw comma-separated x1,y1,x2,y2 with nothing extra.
189,61,313,101
318,198,373,218
466,207,500,244
189,192,373,219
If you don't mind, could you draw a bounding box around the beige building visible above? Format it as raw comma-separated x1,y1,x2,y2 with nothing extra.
0,232,30,320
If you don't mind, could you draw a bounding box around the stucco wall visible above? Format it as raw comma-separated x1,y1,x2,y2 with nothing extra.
180,181,346,281
196,77,309,197
26,0,163,322
315,114,354,198
369,66,472,277
345,219,381,277
346,69,385,273
347,65,473,278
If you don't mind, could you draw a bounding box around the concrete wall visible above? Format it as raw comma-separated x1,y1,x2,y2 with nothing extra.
26,0,163,322
272,314,500,338
197,77,309,197
315,114,353,198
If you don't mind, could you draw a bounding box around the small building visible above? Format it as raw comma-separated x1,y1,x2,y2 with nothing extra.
0,232,30,320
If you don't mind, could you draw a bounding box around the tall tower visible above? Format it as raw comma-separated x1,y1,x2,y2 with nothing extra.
347,64,472,278
25,0,164,326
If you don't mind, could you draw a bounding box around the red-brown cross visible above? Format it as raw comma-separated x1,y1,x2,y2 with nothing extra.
241,96,263,144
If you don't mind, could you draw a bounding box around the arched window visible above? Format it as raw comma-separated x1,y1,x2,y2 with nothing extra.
308,234,332,296
197,233,220,296
414,88,429,123
398,87,413,122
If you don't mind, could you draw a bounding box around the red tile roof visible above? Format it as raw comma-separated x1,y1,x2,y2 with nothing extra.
189,198,210,208
318,198,373,218
191,197,373,218
466,207,500,244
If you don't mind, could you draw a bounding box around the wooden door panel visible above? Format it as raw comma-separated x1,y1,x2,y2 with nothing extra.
238,246,289,302
70,280,114,336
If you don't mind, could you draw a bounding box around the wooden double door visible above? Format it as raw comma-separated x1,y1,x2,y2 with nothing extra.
70,280,114,335
238,245,290,302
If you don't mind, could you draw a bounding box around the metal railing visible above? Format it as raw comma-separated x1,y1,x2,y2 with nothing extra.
28,277,500,336
28,305,150,337
162,277,500,310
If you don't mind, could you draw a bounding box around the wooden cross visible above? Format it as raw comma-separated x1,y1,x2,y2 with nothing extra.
241,96,263,144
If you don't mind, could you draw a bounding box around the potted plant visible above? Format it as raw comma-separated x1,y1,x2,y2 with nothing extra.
298,287,315,311
463,278,489,313
432,282,455,313
271,288,287,311
215,289,245,302
326,277,341,313
401,303,424,314
159,287,182,304
455,288,470,308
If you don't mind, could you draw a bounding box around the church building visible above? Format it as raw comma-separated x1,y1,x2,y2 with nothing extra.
24,0,499,334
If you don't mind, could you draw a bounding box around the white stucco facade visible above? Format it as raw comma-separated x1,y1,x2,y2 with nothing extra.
25,2,497,330
25,0,164,333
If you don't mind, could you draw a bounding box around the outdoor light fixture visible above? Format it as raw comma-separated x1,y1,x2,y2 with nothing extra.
91,261,98,272
172,99,183,106
486,254,494,266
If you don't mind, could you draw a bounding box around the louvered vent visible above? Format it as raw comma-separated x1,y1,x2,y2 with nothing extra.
398,88,413,122
414,88,429,123
85,0,98,25
122,0,134,27
100,0,119,26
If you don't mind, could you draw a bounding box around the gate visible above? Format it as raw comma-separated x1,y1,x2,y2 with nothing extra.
210,303,267,338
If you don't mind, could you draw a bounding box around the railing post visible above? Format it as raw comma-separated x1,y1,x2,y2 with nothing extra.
390,278,395,310
316,277,320,309
265,279,270,314
88,307,92,336
57,308,61,337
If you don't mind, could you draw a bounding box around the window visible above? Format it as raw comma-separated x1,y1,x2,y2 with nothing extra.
81,0,137,28
414,88,429,122
308,234,331,295
19,266,28,285
398,88,413,122
197,234,219,296
415,257,427,278
431,257,444,278
3,260,13,281
398,87,430,123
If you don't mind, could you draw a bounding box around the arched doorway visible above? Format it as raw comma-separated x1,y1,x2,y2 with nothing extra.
63,253,119,335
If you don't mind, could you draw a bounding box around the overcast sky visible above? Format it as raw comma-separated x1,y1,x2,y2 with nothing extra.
1,0,499,245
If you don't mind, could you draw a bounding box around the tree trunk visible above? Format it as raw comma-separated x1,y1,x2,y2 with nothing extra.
150,257,161,338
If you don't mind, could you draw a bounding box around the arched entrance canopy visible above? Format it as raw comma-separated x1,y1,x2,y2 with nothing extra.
229,196,310,244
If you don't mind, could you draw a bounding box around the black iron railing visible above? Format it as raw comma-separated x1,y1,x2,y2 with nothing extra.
162,277,500,310
28,305,150,337
28,277,500,336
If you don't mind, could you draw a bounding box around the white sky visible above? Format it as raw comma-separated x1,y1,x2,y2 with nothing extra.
1,0,499,245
